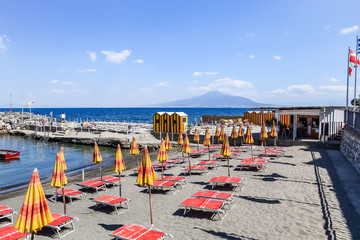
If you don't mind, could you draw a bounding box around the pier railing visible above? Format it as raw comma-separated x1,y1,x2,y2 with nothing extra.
345,109,360,133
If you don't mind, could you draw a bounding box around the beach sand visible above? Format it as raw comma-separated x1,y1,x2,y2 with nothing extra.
0,144,358,239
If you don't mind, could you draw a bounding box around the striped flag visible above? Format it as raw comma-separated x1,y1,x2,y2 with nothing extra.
25,101,33,107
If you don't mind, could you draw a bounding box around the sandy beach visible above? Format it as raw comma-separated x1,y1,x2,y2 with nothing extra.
1,143,359,240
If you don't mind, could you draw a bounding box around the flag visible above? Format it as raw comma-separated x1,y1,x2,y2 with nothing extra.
25,101,33,107
349,66,353,76
358,38,360,54
350,49,356,63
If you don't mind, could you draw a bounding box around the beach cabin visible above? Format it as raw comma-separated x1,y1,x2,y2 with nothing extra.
170,112,188,133
162,112,174,132
153,112,165,132
244,111,251,123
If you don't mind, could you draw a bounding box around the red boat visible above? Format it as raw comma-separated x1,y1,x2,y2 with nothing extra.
0,150,20,159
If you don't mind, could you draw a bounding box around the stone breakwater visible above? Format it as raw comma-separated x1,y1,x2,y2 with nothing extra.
0,111,33,133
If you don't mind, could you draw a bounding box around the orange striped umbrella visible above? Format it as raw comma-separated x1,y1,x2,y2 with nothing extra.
230,124,238,147
157,139,168,179
130,137,140,167
219,125,225,142
193,128,200,150
165,133,172,150
182,134,192,175
214,125,220,144
238,123,244,145
15,168,53,238
270,120,278,149
260,121,268,147
93,142,103,180
177,131,184,146
114,144,126,196
203,127,211,160
136,146,157,226
220,133,232,176
244,125,254,159
59,147,67,170
51,153,68,214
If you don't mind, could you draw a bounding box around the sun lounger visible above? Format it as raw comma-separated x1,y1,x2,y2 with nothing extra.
201,146,218,152
132,168,140,174
257,151,284,157
209,176,244,191
93,195,130,215
240,158,267,162
164,159,180,165
190,150,206,158
169,156,187,163
157,176,187,184
237,161,268,171
97,176,120,186
192,191,235,206
196,160,219,169
183,166,208,175
109,224,173,240
152,163,174,171
151,180,181,194
179,198,230,220
56,189,85,204
0,205,16,227
78,180,106,194
0,226,29,239
44,213,78,239
211,154,234,161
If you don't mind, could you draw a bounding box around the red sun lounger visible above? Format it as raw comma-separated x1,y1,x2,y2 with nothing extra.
192,191,235,206
93,195,130,215
44,213,78,239
132,168,140,174
152,163,173,171
237,161,268,171
257,151,283,157
241,158,267,162
170,156,187,163
78,180,106,194
109,224,173,240
97,176,120,186
183,166,208,175
190,150,206,158
151,181,181,194
179,198,230,220
209,176,244,191
196,161,219,169
0,226,29,240
0,206,16,227
164,159,180,165
56,189,85,204
157,176,187,184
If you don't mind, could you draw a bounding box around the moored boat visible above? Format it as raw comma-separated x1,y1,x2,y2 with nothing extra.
0,150,20,159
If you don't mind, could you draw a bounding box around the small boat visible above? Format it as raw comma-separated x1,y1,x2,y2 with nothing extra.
0,150,20,159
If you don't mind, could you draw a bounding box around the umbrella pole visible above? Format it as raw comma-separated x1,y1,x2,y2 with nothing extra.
161,161,164,179
234,139,236,147
208,146,210,161
99,163,102,181
274,137,277,149
188,153,191,176
148,185,154,226
251,144,254,159
197,141,199,151
62,187,67,214
265,140,267,155
227,157,230,177
119,173,122,197
31,233,34,240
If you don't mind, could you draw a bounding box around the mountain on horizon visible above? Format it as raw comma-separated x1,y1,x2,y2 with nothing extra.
148,91,272,108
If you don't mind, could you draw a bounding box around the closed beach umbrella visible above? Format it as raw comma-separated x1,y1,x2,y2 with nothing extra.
182,134,192,175
260,121,268,153
136,146,157,226
220,133,232,176
157,139,168,179
238,123,244,145
270,120,278,149
219,125,225,142
59,147,67,170
93,142,103,181
203,127,211,160
165,133,172,150
230,124,238,147
214,125,220,144
15,168,53,239
51,153,68,214
130,136,140,168
244,125,254,159
114,144,126,196
193,128,200,150
177,131,184,153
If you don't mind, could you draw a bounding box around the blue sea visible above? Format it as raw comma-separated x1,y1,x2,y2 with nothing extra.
0,108,248,193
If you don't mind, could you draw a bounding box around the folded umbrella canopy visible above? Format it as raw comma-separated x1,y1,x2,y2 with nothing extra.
51,153,68,214
260,121,268,153
270,120,278,149
93,142,103,181
214,125,220,144
244,125,254,159
59,147,67,170
130,136,140,168
238,123,244,145
182,134,191,175
230,124,238,147
114,144,126,196
15,168,53,240
157,139,168,179
165,133,172,150
193,128,200,150
220,133,232,176
136,146,157,226
219,125,225,142
203,127,211,160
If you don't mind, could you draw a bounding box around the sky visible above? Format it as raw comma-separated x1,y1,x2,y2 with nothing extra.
0,0,359,108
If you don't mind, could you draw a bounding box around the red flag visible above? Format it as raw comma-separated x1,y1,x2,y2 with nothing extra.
349,66,353,76
350,49,356,63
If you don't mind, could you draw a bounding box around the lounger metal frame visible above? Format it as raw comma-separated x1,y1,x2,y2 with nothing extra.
78,181,107,194
209,177,245,191
150,181,181,194
0,206,16,227
109,224,173,240
94,196,131,215
55,189,86,204
44,214,79,239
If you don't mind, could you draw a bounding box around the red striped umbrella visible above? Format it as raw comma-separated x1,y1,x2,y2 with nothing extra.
214,125,220,144
193,128,200,150
219,125,225,142
59,147,67,170
93,142,103,181
244,125,254,159
220,133,232,176
114,144,126,196
182,134,192,175
165,133,172,150
15,168,53,239
177,131,184,146
230,124,238,147
260,121,268,149
270,120,278,149
238,123,244,145
51,153,68,214
157,139,168,179
130,137,140,167
136,146,157,226
203,127,211,160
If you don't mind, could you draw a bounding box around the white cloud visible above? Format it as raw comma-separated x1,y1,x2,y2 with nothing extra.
205,72,218,75
0,35,10,52
274,55,282,60
287,84,316,94
269,88,287,94
319,85,347,92
326,76,340,83
193,72,203,77
188,77,253,94
340,26,358,34
51,88,65,94
50,80,58,84
139,87,155,92
101,50,131,63
324,25,330,30
86,51,97,61
78,69,96,73
154,81,169,87
133,59,143,63
61,81,77,86
249,55,255,59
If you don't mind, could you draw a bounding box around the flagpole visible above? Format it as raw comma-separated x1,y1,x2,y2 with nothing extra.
354,36,359,127
346,46,350,123
21,93,24,123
